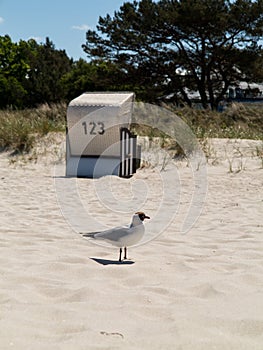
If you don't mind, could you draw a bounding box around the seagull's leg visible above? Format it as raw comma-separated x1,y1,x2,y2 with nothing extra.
119,248,122,262
124,247,127,260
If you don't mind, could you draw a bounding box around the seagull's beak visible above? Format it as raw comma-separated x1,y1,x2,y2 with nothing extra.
144,215,150,220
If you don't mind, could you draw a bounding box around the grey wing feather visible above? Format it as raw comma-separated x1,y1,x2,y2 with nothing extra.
81,225,130,242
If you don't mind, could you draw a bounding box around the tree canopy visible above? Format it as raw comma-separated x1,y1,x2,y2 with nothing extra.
82,0,263,109
1,0,263,109
0,35,73,108
0,36,127,108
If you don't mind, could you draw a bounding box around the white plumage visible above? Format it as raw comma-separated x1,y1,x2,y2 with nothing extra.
82,212,150,262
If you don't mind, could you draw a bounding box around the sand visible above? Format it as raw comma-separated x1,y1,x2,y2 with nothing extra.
0,136,263,350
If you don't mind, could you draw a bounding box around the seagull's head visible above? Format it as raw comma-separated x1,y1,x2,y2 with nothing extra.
135,211,150,221
133,211,150,224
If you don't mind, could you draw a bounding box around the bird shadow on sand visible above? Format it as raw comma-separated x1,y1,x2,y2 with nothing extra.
90,258,135,266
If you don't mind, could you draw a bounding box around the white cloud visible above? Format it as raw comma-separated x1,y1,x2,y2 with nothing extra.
0,17,4,24
72,24,90,31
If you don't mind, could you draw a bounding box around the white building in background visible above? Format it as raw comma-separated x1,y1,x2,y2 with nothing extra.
228,82,263,100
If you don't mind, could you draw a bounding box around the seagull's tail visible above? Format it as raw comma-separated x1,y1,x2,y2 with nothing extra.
80,232,99,239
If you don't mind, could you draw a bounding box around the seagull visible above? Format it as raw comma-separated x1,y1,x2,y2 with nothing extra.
82,212,150,262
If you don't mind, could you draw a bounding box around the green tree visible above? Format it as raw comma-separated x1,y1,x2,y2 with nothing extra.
61,59,98,100
62,58,128,101
0,36,72,108
82,0,263,109
237,46,263,85
24,37,72,106
0,35,28,108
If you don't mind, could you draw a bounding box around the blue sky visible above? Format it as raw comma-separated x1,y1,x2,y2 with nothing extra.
0,0,126,60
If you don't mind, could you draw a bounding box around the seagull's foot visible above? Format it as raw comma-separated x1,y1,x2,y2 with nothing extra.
118,247,129,262
119,248,122,262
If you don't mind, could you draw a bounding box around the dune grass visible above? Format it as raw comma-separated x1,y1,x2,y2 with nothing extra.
0,103,66,153
0,102,262,155
170,103,263,140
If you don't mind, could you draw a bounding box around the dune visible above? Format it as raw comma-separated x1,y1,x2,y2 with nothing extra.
0,136,262,349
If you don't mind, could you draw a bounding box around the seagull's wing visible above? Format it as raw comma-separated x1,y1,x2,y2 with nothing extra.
95,225,131,242
82,224,131,243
